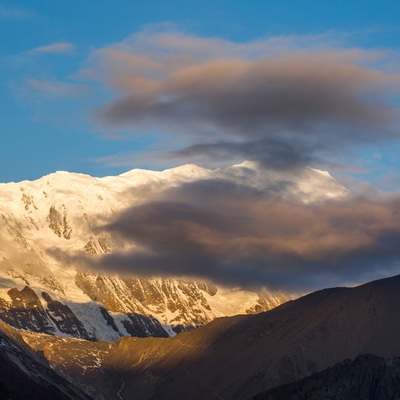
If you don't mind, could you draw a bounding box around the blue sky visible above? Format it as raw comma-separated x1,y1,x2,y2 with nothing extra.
1,0,400,185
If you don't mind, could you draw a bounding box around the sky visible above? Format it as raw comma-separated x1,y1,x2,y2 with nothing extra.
2,1,400,289
0,0,399,186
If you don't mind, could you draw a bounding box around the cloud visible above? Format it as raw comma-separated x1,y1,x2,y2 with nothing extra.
27,42,75,55
67,167,399,291
90,29,400,170
58,29,400,291
0,4,34,20
26,79,90,97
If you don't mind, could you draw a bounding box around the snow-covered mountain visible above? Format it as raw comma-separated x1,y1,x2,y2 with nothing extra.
0,162,348,341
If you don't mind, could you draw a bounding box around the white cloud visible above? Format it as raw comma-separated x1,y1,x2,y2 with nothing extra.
0,4,34,19
27,42,75,55
27,79,90,97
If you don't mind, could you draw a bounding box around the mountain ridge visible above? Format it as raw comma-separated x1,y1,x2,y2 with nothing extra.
2,161,348,341
1,272,399,399
252,354,400,400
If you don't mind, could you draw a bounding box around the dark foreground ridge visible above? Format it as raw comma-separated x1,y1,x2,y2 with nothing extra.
253,354,400,400
0,326,92,400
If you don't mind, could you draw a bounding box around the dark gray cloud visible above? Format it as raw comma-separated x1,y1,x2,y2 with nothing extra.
170,137,318,169
85,178,400,290
92,32,400,169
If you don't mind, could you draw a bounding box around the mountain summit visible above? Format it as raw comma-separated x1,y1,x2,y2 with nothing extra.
0,162,348,340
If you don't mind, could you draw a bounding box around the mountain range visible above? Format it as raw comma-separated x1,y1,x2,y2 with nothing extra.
0,162,347,341
0,273,399,399
1,162,394,399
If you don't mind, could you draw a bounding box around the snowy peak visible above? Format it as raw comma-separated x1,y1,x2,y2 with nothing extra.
2,161,349,203
0,162,348,341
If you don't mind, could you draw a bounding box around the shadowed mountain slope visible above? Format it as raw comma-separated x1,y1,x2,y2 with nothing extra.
0,322,92,400
99,274,400,399
253,354,400,400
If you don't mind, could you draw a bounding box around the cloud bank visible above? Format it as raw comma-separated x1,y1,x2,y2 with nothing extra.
79,174,400,290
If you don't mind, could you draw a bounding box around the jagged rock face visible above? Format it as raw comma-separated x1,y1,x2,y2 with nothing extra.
0,162,347,340
41,291,95,340
0,286,94,340
75,273,219,328
254,354,400,400
1,286,55,333
121,313,169,338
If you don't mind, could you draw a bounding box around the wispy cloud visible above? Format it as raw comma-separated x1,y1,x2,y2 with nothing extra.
27,42,75,55
0,4,34,20
26,79,90,97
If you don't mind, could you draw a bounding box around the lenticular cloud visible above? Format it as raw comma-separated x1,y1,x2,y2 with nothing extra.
92,30,400,170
